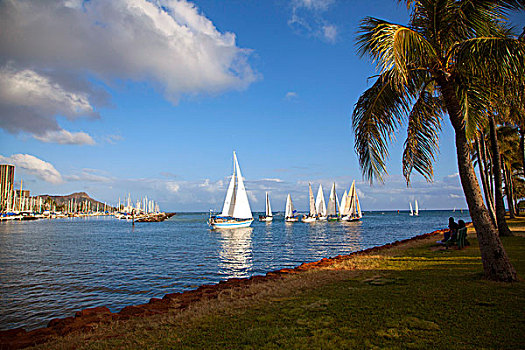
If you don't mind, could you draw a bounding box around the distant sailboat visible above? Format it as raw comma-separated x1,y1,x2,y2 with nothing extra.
415,200,419,216
326,183,339,222
302,183,317,223
315,184,327,221
259,192,273,222
285,194,299,222
341,180,362,221
409,202,414,216
208,152,253,229
340,190,348,217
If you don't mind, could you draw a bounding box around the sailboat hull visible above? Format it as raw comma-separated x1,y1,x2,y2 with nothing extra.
209,218,253,229
259,216,273,222
285,216,299,222
301,216,316,223
341,215,361,222
327,215,340,222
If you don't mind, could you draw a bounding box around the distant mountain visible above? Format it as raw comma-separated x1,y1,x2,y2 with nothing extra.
39,192,114,210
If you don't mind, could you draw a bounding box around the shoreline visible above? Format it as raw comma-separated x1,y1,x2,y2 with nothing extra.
0,227,448,349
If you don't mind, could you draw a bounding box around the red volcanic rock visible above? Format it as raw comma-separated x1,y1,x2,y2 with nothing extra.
0,227,453,349
75,306,111,318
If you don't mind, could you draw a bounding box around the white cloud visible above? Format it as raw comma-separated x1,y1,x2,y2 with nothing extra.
33,130,95,145
322,24,337,43
66,169,112,183
288,0,337,42
104,134,124,144
0,154,63,184
0,66,98,144
0,0,257,142
293,0,334,11
285,91,298,100
166,182,181,193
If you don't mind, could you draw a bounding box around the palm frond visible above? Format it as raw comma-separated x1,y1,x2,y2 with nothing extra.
453,37,525,83
403,87,444,183
357,17,437,84
352,71,412,184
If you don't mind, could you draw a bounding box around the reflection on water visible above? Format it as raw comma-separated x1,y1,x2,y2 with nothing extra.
0,210,471,331
217,228,253,279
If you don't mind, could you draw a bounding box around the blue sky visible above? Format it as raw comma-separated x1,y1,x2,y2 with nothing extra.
1,0,523,212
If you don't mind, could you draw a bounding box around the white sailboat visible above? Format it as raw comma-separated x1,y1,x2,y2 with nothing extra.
415,200,419,216
326,183,339,221
285,194,299,222
259,192,273,222
315,184,327,221
209,152,253,229
409,202,414,216
341,180,362,221
302,183,317,223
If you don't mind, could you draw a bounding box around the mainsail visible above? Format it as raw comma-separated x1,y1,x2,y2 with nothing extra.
265,192,272,217
220,152,252,219
415,200,419,216
285,194,295,217
308,183,316,216
409,202,413,216
340,190,348,216
345,181,356,215
326,183,338,216
315,184,327,216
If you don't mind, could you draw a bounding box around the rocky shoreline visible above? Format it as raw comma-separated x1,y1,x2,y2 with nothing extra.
0,228,447,349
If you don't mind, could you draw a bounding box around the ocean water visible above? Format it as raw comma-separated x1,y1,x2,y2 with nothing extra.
0,210,471,331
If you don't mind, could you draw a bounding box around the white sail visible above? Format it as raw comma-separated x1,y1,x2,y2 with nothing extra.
221,161,237,217
308,183,316,216
285,194,295,217
409,202,413,216
340,190,348,216
415,200,419,216
265,192,272,217
326,183,337,216
347,181,356,216
231,152,253,219
315,184,327,216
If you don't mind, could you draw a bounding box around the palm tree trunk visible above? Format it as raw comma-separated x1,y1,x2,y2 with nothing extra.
475,136,497,224
503,163,516,218
518,129,525,216
488,115,513,236
438,77,517,282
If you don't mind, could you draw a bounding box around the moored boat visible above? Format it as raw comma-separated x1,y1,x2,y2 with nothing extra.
284,194,299,222
301,183,317,223
326,183,339,221
315,184,327,221
259,192,273,222
341,180,362,221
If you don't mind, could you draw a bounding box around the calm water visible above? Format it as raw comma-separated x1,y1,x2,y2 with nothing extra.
0,210,470,331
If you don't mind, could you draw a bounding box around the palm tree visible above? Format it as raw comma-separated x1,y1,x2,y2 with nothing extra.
352,0,524,281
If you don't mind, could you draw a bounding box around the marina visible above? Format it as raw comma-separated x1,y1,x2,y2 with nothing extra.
0,210,471,332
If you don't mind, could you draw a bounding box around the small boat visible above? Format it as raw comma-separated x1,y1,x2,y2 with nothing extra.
326,183,339,221
259,192,273,222
341,180,362,221
285,194,299,222
302,183,317,223
315,184,327,221
409,202,414,216
415,200,419,216
209,152,253,229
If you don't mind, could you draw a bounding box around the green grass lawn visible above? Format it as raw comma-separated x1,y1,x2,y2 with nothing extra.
39,221,525,349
